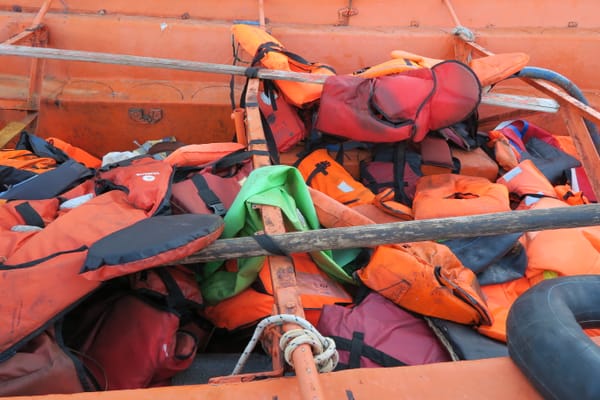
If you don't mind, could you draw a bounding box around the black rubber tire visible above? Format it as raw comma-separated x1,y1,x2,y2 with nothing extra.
507,275,600,400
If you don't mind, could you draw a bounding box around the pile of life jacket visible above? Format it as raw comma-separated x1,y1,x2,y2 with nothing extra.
3,23,600,395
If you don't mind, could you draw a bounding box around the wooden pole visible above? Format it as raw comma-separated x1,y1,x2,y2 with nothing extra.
176,204,600,264
0,44,329,84
0,44,570,114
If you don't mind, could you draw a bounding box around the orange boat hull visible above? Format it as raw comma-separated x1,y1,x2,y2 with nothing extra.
0,1,599,154
0,1,599,399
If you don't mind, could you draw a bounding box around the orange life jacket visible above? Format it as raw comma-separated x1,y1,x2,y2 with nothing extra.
296,148,376,207
388,49,530,88
478,197,600,342
357,242,492,326
479,274,600,342
307,186,375,229
412,174,510,219
452,147,499,182
45,137,102,169
0,149,57,172
164,142,246,168
554,184,589,205
496,159,556,209
477,276,532,342
231,24,336,107
203,253,352,330
521,197,600,285
487,130,521,171
353,56,424,78
308,184,411,227
371,188,415,221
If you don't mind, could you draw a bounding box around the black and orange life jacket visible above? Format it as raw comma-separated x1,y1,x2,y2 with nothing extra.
0,132,95,201
232,24,336,108
0,157,224,359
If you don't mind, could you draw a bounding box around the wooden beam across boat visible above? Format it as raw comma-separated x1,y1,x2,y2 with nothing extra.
0,44,558,112
177,204,600,264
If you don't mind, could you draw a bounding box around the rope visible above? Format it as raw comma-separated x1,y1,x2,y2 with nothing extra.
231,314,339,375
442,0,476,42
451,26,476,42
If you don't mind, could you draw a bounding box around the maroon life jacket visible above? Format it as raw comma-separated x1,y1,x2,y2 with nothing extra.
360,143,423,206
316,292,451,369
315,60,481,143
0,322,97,396
170,151,252,217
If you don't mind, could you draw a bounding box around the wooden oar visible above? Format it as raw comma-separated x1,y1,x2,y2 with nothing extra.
177,204,600,263
0,44,559,112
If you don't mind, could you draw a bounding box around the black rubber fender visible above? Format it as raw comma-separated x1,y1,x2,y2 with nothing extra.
507,275,600,400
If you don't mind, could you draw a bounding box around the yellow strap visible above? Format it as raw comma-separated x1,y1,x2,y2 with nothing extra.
0,121,27,148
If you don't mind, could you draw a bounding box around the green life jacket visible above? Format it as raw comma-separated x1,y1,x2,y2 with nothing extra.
199,165,358,305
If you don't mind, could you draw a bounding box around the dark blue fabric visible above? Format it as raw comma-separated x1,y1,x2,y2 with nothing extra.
82,214,223,272
0,160,93,200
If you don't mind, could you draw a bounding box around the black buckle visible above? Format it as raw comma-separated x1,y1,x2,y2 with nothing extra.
209,202,227,216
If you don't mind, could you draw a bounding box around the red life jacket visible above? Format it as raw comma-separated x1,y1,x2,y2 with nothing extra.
315,60,481,143
76,266,204,390
258,88,307,153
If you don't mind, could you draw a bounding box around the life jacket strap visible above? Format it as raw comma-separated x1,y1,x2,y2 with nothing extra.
190,174,226,216
305,161,331,186
14,202,45,228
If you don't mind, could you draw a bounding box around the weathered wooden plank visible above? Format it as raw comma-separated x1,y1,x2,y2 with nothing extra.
0,112,38,148
480,92,558,113
524,78,600,127
177,204,600,264
562,105,600,199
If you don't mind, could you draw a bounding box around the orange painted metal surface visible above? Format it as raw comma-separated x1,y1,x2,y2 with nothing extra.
3,355,544,400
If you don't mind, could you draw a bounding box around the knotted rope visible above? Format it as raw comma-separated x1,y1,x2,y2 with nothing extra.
231,314,339,375
451,26,476,42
